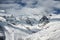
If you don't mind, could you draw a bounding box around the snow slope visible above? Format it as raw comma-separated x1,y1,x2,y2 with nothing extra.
0,13,60,40
0,0,60,40
24,21,60,40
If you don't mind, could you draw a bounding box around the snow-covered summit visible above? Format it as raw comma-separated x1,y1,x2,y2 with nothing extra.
0,12,60,40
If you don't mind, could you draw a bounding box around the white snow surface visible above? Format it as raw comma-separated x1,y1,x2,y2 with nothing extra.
0,13,60,40
0,0,60,40
24,21,60,40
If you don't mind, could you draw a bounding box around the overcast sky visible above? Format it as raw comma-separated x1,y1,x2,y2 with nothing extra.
0,0,60,15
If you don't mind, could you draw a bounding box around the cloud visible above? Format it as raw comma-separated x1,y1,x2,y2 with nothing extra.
0,0,60,16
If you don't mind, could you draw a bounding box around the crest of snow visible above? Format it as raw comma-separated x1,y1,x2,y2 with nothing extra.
0,17,6,22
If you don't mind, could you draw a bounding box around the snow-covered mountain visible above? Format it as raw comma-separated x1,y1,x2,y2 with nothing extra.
0,12,60,40
0,0,60,40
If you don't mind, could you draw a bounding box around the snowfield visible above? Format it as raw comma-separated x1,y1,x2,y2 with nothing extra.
24,21,60,40
0,0,60,40
0,14,60,40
